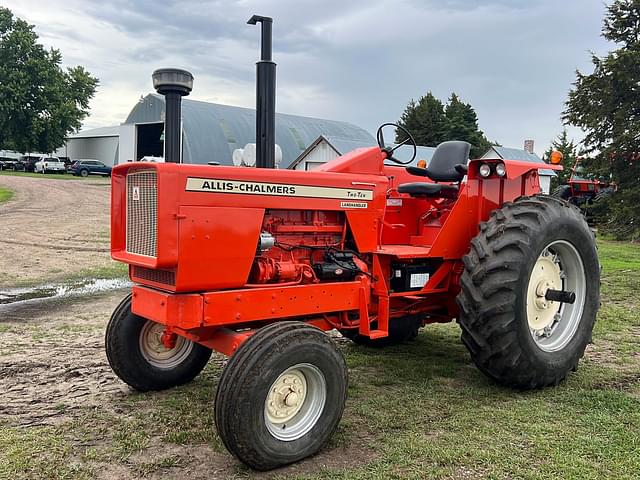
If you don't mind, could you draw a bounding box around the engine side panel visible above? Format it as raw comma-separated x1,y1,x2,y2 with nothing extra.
176,206,265,291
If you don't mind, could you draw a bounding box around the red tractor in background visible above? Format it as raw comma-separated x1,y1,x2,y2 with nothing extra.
552,157,616,207
105,17,600,471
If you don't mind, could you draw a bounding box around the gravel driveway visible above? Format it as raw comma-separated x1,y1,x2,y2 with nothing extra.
0,175,113,287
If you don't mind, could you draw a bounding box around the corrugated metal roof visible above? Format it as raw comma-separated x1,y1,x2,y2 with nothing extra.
0,150,22,159
324,136,375,155
124,94,375,168
69,126,120,138
482,146,555,176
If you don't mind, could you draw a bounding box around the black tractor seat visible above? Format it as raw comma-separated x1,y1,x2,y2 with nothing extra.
397,182,459,199
397,140,470,199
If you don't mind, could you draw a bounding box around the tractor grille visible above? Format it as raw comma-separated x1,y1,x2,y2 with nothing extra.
131,266,176,286
126,170,158,257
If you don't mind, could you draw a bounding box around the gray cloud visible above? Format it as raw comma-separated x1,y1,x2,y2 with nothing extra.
3,0,611,154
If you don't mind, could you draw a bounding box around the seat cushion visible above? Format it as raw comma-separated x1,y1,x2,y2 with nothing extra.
397,182,459,198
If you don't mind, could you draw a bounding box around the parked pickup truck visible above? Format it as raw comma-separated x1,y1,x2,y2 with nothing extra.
34,156,66,174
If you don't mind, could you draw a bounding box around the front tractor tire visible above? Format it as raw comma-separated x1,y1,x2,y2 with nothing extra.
215,322,348,471
456,196,599,389
105,294,212,391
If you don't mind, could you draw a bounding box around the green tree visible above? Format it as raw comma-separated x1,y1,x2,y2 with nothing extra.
544,129,578,190
564,0,640,240
395,92,446,146
0,7,98,153
396,92,493,158
443,93,492,158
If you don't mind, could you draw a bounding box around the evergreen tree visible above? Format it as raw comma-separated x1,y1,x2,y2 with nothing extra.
396,92,493,158
544,129,578,190
395,92,446,146
443,93,492,158
564,0,640,240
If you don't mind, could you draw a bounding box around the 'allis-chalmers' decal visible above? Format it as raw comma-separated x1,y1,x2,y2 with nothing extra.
185,177,373,201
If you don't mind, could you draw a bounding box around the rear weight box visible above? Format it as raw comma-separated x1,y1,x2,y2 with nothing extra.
390,262,437,292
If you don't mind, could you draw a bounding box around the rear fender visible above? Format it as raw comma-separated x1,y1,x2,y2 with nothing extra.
468,158,562,180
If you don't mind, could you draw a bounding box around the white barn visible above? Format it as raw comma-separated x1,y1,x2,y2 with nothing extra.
290,135,436,171
56,126,119,166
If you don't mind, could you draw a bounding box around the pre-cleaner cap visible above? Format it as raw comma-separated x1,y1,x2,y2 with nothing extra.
152,68,194,95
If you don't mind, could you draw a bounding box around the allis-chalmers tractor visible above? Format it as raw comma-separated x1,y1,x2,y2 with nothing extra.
552,157,616,207
106,17,599,471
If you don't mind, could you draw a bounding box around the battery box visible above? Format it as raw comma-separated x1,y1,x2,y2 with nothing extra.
389,262,438,292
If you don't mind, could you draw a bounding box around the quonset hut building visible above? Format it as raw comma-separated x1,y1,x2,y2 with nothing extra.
117,94,375,167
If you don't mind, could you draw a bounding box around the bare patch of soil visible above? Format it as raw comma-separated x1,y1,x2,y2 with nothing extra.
0,175,112,287
585,340,620,367
0,291,130,426
101,436,377,480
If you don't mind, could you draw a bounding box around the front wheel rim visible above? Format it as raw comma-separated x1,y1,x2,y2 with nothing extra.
139,321,193,369
526,240,587,352
264,363,327,442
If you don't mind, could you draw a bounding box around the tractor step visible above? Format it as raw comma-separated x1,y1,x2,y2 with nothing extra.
367,329,388,339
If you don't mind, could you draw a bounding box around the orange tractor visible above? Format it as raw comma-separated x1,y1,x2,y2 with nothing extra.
552,157,616,207
106,17,600,470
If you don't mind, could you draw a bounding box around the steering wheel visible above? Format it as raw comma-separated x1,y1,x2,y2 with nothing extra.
376,123,417,165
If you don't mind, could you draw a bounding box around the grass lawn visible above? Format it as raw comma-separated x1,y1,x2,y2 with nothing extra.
0,186,13,203
0,171,109,181
1,239,639,479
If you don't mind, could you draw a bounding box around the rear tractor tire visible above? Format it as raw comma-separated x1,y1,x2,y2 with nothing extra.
339,314,422,347
105,294,212,391
551,184,571,200
215,322,348,471
456,195,599,389
594,187,614,203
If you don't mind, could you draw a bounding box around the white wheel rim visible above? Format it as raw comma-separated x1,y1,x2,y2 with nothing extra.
139,321,193,369
264,363,326,442
526,240,586,352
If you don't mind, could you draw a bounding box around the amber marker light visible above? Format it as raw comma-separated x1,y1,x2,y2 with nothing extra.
550,151,564,165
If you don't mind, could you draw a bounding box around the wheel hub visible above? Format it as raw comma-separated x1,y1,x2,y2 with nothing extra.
143,323,176,358
527,253,562,331
263,363,327,442
139,320,193,369
266,369,307,424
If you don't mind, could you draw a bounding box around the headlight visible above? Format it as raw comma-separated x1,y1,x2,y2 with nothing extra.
479,163,492,178
495,163,506,177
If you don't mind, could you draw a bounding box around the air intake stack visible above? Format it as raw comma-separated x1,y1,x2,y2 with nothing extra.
248,15,276,169
152,68,194,163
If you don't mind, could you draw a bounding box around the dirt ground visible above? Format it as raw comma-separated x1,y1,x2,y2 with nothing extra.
0,176,374,479
0,291,131,426
0,175,112,287
0,290,372,479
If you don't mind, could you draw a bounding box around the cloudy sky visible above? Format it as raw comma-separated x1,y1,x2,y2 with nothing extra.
4,0,611,155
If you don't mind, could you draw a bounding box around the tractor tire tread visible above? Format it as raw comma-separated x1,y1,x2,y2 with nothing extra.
456,194,599,389
215,322,347,470
105,294,212,391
